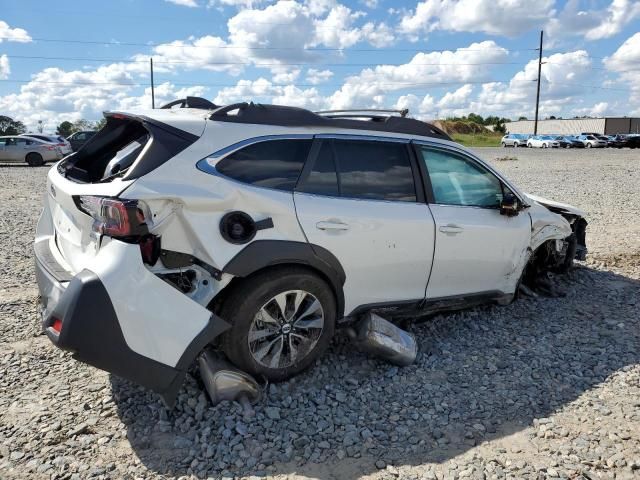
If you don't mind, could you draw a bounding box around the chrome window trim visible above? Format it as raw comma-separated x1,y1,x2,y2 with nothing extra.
315,133,409,143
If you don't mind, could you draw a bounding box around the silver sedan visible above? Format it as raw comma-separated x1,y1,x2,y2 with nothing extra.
0,136,64,166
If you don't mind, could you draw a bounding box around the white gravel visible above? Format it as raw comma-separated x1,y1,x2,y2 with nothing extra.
1,148,639,480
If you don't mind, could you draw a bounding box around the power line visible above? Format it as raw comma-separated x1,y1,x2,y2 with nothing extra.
0,35,535,53
3,54,529,67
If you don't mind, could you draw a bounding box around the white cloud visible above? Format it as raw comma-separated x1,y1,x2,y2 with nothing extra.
165,0,199,6
547,0,640,41
306,68,334,84
0,20,32,43
474,50,593,118
0,62,154,131
148,0,394,73
393,93,436,118
399,0,554,39
213,77,326,109
438,84,473,108
360,0,378,8
271,67,301,83
604,32,640,111
208,0,262,6
326,41,508,109
0,55,9,80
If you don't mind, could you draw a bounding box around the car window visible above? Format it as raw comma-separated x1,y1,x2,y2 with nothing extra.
298,142,339,197
215,139,312,191
332,140,416,202
419,147,503,208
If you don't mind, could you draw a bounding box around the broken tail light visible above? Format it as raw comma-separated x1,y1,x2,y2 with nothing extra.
76,196,150,239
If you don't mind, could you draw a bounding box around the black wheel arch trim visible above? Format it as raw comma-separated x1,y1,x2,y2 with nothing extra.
222,240,346,318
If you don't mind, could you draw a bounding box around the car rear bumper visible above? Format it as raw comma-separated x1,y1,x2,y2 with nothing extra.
35,237,230,407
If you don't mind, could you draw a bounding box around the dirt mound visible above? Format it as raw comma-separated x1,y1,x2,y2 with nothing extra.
433,120,490,135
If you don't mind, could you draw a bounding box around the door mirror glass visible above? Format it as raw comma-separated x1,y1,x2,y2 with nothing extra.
500,192,520,216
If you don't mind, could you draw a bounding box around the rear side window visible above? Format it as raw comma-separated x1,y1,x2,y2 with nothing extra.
298,139,416,202
334,140,416,202
216,139,312,191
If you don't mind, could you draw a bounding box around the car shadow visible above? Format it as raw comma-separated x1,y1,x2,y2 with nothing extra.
110,264,640,478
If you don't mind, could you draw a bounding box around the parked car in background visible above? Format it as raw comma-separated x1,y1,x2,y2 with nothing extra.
501,133,529,147
561,136,586,148
527,135,560,148
576,135,607,148
67,130,97,152
605,135,626,148
554,136,576,148
624,135,640,148
34,100,588,406
0,136,64,166
21,134,72,155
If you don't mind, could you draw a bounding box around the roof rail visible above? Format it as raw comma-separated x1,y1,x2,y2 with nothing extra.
207,102,451,141
160,96,218,110
315,108,409,118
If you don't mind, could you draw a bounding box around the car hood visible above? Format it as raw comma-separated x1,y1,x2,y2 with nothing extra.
524,193,586,218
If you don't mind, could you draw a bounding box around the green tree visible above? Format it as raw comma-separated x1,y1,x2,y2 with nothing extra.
518,116,528,121
0,116,27,135
56,121,75,137
94,118,107,130
467,113,484,125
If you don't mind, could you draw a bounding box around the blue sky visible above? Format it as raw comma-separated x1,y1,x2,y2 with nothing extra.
1,0,639,131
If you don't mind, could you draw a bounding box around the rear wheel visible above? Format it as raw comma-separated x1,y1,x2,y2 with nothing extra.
543,143,548,148
514,142,519,148
586,143,592,148
220,267,336,382
25,153,44,167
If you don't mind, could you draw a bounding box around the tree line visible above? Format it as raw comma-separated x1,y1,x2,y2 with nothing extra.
0,116,105,137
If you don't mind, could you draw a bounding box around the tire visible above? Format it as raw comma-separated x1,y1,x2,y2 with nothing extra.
25,153,44,167
501,142,506,148
527,143,531,148
514,142,519,148
220,266,336,382
543,143,548,148
586,143,592,148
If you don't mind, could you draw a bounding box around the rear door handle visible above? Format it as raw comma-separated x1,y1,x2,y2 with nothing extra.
439,224,463,235
316,221,350,231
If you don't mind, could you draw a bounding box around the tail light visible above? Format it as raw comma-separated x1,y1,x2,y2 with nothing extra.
76,196,150,239
44,145,57,151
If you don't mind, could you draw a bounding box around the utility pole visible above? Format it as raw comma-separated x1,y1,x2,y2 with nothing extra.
150,57,155,109
534,30,543,135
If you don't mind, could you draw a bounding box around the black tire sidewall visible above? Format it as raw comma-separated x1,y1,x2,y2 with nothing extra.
26,153,44,166
220,269,336,382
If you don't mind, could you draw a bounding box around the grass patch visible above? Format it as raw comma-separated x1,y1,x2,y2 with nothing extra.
494,155,518,161
451,133,503,147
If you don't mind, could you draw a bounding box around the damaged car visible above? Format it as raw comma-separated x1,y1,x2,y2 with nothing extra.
34,99,587,407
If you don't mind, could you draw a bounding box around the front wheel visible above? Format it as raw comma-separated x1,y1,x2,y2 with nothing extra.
586,143,592,148
543,143,548,148
26,153,44,166
501,142,506,147
220,267,336,382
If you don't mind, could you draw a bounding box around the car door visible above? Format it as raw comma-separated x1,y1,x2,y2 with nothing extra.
415,144,531,299
4,137,21,162
294,137,435,316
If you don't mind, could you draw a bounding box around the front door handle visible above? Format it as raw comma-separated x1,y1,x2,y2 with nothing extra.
316,221,350,231
439,224,463,235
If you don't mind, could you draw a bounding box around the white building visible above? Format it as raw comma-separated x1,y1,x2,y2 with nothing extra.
505,117,640,135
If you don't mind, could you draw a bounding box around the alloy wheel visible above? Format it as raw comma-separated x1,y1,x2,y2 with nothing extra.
248,290,325,369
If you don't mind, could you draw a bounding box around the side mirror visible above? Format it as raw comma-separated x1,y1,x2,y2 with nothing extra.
500,193,520,216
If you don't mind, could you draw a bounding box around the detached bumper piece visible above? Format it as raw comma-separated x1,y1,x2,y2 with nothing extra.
35,247,229,407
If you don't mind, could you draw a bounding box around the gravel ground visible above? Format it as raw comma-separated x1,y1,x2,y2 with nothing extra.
1,148,639,480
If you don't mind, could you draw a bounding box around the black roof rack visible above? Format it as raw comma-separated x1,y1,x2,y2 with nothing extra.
160,96,218,110
208,102,451,141
315,108,409,119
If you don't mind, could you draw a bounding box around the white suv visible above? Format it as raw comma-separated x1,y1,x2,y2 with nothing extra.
35,99,588,406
